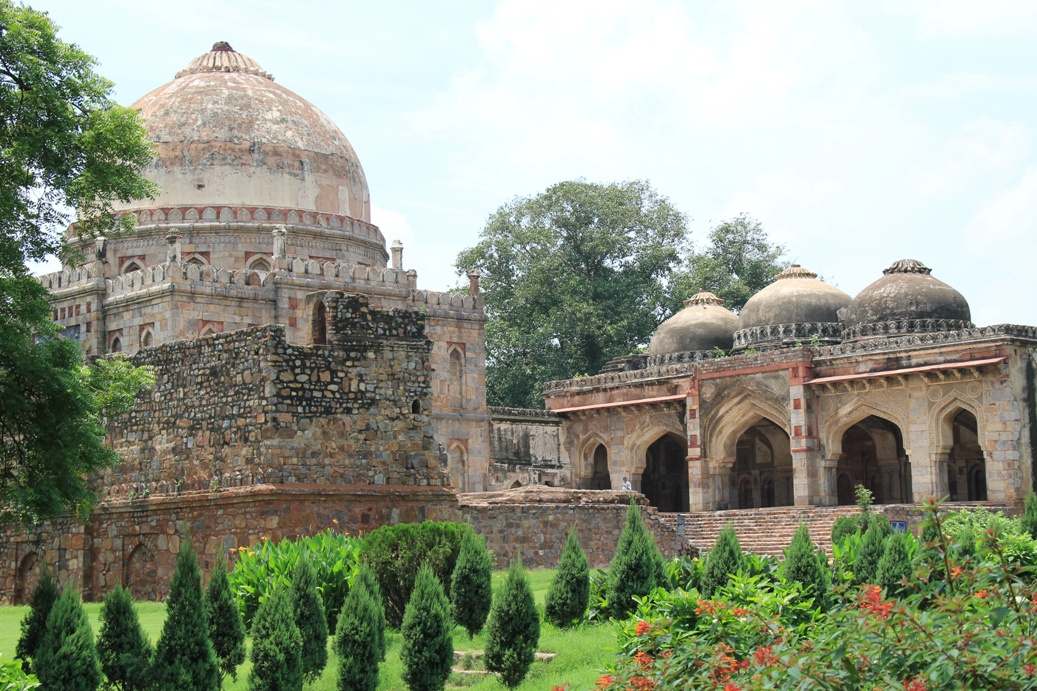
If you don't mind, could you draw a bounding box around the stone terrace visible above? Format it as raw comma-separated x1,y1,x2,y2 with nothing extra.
659,502,1016,557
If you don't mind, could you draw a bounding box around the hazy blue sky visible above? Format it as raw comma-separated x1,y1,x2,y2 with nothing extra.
31,0,1037,325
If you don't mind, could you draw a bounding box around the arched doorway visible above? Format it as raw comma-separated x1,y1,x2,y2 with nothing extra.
14,552,41,605
642,434,687,512
947,409,985,501
590,444,610,490
729,419,792,509
836,416,909,505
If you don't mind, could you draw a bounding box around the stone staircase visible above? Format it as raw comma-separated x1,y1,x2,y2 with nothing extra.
657,506,863,557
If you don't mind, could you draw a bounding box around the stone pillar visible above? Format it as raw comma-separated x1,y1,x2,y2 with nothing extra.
164,232,181,264
272,225,287,260
792,448,823,505
390,240,404,270
687,458,711,511
928,448,950,501
467,269,481,296
407,269,418,291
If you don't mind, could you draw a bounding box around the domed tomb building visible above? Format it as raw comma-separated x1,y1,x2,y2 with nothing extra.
544,258,1037,517
33,42,490,523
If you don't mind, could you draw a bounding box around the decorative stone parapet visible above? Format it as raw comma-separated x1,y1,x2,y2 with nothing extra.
841,318,974,342
732,321,843,350
816,323,1037,358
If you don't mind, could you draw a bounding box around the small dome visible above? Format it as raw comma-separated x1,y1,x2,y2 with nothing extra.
843,259,972,336
739,265,851,330
117,42,370,221
648,291,739,355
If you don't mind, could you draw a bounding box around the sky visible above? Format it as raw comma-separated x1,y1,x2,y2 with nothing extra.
29,0,1037,326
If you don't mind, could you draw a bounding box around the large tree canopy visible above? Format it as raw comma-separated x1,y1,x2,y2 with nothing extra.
669,212,789,313
0,1,155,525
456,180,688,409
1,0,155,272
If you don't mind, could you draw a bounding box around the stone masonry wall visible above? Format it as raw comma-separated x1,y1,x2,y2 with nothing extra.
101,293,448,500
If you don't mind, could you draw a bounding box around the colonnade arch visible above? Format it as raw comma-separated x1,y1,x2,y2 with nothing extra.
729,418,793,509
945,408,986,501
641,433,688,512
835,415,910,505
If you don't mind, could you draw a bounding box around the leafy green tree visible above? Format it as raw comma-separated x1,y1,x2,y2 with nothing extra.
34,587,101,691
335,579,381,691
355,563,387,661
607,500,665,619
830,516,858,545
485,561,541,689
877,531,912,598
150,539,219,690
400,566,453,691
16,564,58,674
0,1,155,526
96,585,152,691
1021,493,1037,541
544,528,590,628
204,551,245,687
700,525,743,597
450,529,493,639
669,213,787,312
854,521,886,586
456,179,689,408
782,523,830,610
289,554,328,683
248,585,303,691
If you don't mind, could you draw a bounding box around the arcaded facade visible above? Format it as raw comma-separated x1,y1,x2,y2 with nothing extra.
544,262,1037,513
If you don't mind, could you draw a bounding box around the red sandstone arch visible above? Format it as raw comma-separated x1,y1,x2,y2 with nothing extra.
703,388,790,460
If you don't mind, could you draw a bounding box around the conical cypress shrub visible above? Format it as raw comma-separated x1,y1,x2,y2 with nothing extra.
450,529,493,639
16,565,58,674
830,515,858,544
335,578,381,691
151,538,219,690
485,561,541,689
35,587,101,691
289,554,328,683
248,585,303,691
97,585,152,691
545,529,590,628
877,531,912,598
355,563,387,661
1022,493,1037,541
700,524,743,597
400,566,453,691
607,500,665,619
782,523,830,610
854,521,886,585
204,551,245,686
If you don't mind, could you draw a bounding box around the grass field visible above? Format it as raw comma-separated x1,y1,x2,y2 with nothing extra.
0,569,617,690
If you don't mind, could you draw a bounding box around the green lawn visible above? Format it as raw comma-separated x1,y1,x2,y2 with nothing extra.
1,569,617,690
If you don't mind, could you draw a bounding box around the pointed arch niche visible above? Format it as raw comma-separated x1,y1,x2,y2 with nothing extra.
835,415,910,505
642,433,688,512
729,418,793,509
945,409,986,501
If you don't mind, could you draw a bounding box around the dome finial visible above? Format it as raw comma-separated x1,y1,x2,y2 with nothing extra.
175,43,274,81
211,41,234,52
773,264,818,280
684,290,724,308
882,259,932,276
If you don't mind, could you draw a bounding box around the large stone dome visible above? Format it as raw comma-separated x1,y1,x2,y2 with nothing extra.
734,265,851,350
842,259,972,339
649,291,739,355
117,42,370,221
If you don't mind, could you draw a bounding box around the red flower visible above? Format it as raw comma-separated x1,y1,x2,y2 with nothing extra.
732,607,748,617
902,676,926,691
859,585,894,620
724,684,742,691
1025,663,1036,676
975,589,989,599
635,620,651,636
633,651,654,669
753,646,778,667
950,566,963,579
596,674,615,689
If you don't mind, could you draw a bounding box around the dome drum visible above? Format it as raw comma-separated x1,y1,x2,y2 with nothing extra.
732,321,844,351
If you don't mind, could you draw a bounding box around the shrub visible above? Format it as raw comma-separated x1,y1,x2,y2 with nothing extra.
150,538,219,691
205,551,245,685
781,523,830,610
400,566,453,691
34,587,101,691
853,520,886,585
248,585,303,691
607,500,664,619
829,515,857,544
485,561,541,689
1022,492,1037,541
700,525,743,597
877,530,912,598
229,528,361,631
450,528,493,638
16,566,58,675
545,528,590,628
0,655,38,690
289,555,328,683
97,585,152,691
335,577,381,691
355,563,387,661
868,513,892,538
361,520,471,628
